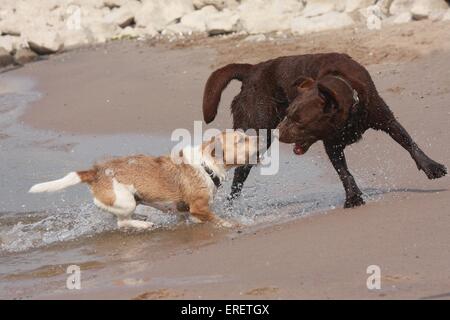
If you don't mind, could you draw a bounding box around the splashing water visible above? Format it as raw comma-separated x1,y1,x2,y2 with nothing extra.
0,74,371,254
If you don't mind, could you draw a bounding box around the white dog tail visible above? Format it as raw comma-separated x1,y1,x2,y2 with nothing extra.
29,170,96,193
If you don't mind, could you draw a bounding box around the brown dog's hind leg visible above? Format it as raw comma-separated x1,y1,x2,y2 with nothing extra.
324,142,365,208
373,110,447,179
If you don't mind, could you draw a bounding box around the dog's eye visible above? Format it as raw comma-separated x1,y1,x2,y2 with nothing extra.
318,91,326,103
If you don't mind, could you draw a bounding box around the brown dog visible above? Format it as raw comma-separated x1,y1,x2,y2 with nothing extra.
203,53,447,208
29,131,258,229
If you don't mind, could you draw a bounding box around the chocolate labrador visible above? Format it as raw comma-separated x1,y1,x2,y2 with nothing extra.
202,53,447,208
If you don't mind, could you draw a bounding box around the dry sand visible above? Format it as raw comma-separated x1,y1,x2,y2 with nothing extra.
3,20,450,299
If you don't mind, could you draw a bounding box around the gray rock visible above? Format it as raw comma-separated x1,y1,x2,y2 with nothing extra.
411,0,449,20
344,0,377,13
205,8,240,35
104,7,135,28
238,0,304,34
27,30,64,55
103,0,122,9
444,8,450,20
180,5,218,32
0,47,14,67
364,4,387,30
302,0,337,18
14,48,38,65
393,11,413,23
291,12,354,35
135,0,194,31
193,0,239,10
390,0,415,15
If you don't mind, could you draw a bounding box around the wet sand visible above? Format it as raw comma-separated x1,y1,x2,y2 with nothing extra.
1,20,449,299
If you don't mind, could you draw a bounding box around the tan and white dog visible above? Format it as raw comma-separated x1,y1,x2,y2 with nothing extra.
29,131,258,230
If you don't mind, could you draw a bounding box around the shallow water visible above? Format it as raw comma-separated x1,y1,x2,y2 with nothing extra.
0,73,384,299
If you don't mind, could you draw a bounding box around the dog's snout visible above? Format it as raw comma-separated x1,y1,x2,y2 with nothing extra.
277,121,296,144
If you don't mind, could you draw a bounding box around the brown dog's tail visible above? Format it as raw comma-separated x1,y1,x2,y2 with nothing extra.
203,63,253,124
29,169,97,193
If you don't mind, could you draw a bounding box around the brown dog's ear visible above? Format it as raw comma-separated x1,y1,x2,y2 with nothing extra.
317,75,355,117
292,76,315,92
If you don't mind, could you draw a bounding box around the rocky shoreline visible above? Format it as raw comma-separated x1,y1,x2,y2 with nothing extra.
1,0,450,68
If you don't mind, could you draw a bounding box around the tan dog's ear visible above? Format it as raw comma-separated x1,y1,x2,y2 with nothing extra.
292,76,315,93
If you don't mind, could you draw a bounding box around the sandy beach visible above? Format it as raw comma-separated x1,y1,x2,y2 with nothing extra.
0,19,449,299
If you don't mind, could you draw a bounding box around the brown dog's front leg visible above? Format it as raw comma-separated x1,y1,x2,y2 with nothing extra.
377,117,447,179
228,164,254,200
324,142,365,208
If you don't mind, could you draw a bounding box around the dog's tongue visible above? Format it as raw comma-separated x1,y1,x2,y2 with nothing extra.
293,143,304,155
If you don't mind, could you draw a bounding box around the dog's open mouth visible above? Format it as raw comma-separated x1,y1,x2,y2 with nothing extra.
293,142,311,155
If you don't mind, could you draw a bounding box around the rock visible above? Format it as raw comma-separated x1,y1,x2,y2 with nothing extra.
192,0,239,10
0,37,13,53
429,9,447,20
344,0,376,12
301,0,338,18
393,11,413,23
364,4,386,30
132,25,158,39
366,15,382,29
0,14,22,37
14,48,38,65
103,0,124,9
60,28,93,48
135,0,194,31
411,0,449,20
244,34,267,42
377,0,395,15
1,28,21,37
27,30,64,55
162,23,193,36
205,8,240,35
239,0,304,34
104,7,135,28
444,8,450,20
69,0,105,9
390,0,415,15
0,47,14,67
139,25,159,38
291,12,354,35
180,5,218,32
85,22,119,43
117,26,140,38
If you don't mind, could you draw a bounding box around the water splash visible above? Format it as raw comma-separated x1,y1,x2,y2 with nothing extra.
0,204,116,253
